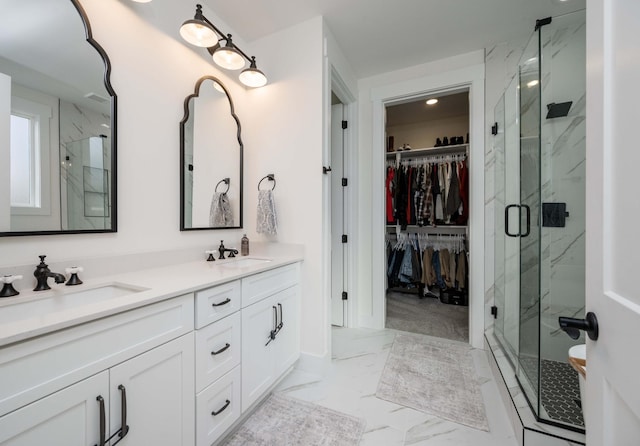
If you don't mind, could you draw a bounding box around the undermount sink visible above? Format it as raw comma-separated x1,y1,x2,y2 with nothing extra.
219,258,272,268
0,283,147,325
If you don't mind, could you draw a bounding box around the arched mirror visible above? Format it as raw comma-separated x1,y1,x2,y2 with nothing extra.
180,76,243,230
0,0,117,236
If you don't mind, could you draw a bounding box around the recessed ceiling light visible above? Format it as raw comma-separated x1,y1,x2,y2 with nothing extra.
426,98,438,105
527,80,539,88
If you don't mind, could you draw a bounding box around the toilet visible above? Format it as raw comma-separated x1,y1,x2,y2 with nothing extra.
568,344,587,426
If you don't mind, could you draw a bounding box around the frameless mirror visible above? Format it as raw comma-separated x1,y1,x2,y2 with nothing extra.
0,0,117,236
180,76,243,230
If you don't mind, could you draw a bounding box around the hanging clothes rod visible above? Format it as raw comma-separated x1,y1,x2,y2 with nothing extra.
386,225,467,235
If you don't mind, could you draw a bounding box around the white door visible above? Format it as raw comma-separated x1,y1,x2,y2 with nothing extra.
0,371,109,446
109,333,195,446
585,0,640,442
241,294,277,410
331,102,347,326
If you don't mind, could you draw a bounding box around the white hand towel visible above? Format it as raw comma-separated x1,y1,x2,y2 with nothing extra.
209,192,234,227
256,190,277,235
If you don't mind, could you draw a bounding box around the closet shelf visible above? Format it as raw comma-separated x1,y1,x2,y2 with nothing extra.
386,143,468,158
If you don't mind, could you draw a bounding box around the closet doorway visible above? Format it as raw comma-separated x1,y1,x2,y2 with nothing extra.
384,91,470,343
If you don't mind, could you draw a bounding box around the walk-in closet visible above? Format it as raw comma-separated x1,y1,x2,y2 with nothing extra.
384,91,470,342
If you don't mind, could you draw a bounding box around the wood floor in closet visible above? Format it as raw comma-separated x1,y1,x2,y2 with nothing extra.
385,291,468,342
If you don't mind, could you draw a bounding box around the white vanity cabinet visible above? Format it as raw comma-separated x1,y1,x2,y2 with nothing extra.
0,295,195,446
193,262,301,445
241,264,300,411
194,281,243,446
0,371,109,446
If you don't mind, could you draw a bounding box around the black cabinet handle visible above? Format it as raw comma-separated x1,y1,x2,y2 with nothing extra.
505,204,520,237
118,385,130,439
559,312,599,341
212,298,231,307
212,399,231,416
265,306,278,346
95,396,106,446
211,343,231,356
276,303,284,333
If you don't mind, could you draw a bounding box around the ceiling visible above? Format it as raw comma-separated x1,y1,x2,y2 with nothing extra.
203,0,586,79
386,92,469,127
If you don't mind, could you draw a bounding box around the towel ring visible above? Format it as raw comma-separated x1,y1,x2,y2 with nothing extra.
258,174,276,191
215,178,230,194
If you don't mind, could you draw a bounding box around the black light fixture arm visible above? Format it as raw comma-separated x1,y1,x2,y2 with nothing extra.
195,4,254,64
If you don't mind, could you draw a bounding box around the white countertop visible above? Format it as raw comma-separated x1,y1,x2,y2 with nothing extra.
0,254,303,348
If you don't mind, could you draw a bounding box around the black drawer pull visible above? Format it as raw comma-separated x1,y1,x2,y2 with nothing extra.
212,399,231,416
212,298,231,307
211,343,231,355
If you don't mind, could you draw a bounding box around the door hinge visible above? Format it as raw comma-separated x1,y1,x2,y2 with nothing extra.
342,120,348,129
491,123,498,135
342,291,348,300
341,234,348,243
342,178,348,187
491,306,498,319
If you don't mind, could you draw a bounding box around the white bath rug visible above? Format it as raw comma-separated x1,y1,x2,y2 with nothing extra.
223,393,366,445
376,333,489,431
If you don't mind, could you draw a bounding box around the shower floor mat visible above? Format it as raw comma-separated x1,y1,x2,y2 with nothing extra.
520,357,584,428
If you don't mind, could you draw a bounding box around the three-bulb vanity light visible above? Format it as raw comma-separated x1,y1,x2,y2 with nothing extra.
180,4,268,88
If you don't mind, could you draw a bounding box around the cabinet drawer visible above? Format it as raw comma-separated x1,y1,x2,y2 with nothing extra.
195,280,241,329
0,294,194,417
195,312,241,392
241,263,299,307
196,366,241,446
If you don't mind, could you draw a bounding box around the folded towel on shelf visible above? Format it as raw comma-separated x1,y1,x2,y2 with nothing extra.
256,189,277,235
209,192,234,227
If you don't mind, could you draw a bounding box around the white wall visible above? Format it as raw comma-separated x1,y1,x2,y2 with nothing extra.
0,1,248,269
0,73,10,231
241,17,327,361
357,50,486,348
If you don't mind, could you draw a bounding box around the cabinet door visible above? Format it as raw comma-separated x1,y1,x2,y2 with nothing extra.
273,285,301,377
109,333,195,446
0,371,109,446
241,294,277,412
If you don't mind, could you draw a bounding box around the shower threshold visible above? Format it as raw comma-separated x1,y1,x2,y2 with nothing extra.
485,331,586,445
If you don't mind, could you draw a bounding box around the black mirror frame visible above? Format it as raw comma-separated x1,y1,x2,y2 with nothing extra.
179,76,244,231
0,0,118,237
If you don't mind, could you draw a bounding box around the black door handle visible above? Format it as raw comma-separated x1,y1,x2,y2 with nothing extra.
559,312,599,341
118,385,130,439
95,396,106,446
265,306,278,346
276,303,284,333
323,166,332,174
505,204,520,237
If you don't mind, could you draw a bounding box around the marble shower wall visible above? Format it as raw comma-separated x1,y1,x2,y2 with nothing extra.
538,11,587,362
59,99,112,230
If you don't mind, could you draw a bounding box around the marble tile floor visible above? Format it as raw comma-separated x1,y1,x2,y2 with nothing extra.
275,328,518,445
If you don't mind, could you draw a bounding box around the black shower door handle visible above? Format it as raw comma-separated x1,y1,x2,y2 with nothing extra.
505,204,520,237
521,204,531,237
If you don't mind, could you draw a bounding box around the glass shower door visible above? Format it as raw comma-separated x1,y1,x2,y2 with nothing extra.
517,33,542,414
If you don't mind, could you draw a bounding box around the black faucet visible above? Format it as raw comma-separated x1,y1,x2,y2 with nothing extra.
33,255,66,291
218,241,239,260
